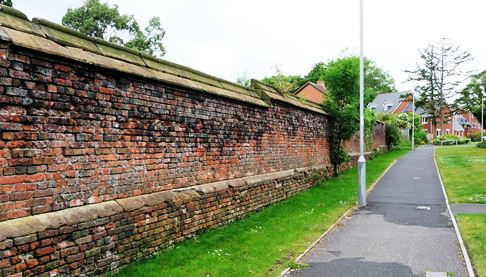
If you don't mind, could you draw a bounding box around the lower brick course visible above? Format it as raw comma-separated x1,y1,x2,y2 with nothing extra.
0,165,335,276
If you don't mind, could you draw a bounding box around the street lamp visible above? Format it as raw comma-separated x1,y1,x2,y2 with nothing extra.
482,97,484,141
411,91,415,150
358,0,366,208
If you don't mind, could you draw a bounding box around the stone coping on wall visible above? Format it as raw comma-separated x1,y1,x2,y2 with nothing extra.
0,164,331,242
0,4,326,114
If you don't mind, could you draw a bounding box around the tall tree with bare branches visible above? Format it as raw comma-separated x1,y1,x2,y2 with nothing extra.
406,38,472,136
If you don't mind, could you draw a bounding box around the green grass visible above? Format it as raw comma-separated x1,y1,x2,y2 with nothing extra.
456,214,486,277
435,143,486,203
115,146,410,277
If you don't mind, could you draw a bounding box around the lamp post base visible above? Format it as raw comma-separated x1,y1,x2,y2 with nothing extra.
358,155,367,208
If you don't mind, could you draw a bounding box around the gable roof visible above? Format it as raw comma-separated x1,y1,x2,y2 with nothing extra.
401,102,431,117
294,81,326,95
368,91,409,113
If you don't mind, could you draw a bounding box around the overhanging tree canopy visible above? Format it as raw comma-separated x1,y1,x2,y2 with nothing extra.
62,0,166,57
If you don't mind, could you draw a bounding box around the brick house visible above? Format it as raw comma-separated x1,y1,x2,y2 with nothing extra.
294,80,326,104
368,91,482,138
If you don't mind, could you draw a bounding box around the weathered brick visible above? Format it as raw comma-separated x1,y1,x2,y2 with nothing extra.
34,246,55,257
13,234,37,246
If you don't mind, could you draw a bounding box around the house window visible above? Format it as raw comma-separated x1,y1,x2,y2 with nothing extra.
383,101,392,111
446,129,450,135
436,129,441,136
421,117,427,124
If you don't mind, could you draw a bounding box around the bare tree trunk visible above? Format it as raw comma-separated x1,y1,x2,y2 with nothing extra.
440,110,444,137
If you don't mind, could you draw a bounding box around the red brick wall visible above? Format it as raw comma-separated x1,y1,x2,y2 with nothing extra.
0,44,387,276
0,46,332,222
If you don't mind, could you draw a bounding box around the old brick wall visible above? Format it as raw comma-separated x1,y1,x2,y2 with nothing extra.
0,7,388,276
0,46,331,222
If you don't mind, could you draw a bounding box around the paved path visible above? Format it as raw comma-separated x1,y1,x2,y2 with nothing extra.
289,146,467,277
451,203,486,214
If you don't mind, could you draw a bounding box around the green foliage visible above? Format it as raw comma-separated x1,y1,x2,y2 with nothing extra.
386,124,401,149
261,66,306,94
0,0,12,7
414,128,428,145
306,57,395,101
236,72,250,87
318,56,394,173
376,112,428,146
432,135,471,145
457,70,486,124
364,110,376,150
477,141,486,148
467,131,483,142
321,57,361,174
62,0,166,57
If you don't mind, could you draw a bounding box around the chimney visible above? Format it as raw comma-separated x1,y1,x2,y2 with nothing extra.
317,80,326,91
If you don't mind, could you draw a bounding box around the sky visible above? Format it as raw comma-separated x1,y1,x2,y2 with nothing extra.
11,0,486,91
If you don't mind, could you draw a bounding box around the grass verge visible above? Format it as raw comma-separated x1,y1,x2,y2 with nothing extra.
115,146,410,277
455,214,486,277
435,143,486,203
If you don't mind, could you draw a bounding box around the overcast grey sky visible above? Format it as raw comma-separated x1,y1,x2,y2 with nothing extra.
12,0,486,91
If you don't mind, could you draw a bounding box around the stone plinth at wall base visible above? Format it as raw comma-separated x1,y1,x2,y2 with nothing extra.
0,165,332,276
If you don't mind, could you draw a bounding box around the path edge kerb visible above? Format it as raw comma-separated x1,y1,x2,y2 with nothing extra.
433,147,476,277
279,158,399,277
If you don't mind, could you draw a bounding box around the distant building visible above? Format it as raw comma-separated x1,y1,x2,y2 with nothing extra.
294,80,326,104
368,91,482,138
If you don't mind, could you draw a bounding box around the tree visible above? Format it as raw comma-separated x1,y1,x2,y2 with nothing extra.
321,56,380,174
236,72,250,87
261,66,306,94
457,70,486,124
0,0,12,7
62,0,166,57
306,58,395,101
406,38,472,137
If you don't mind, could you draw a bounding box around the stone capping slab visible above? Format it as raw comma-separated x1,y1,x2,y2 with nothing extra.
0,7,268,106
250,79,326,115
0,26,269,108
0,164,329,242
242,169,296,186
192,178,246,194
0,5,326,114
0,201,122,242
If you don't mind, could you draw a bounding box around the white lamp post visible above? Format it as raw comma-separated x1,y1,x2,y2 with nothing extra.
358,0,366,208
482,97,484,141
412,91,415,150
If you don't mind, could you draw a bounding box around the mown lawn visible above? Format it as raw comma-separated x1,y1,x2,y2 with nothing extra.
456,214,486,277
435,144,486,203
435,143,486,276
115,146,410,277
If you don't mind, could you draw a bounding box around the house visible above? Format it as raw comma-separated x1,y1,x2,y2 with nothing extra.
294,80,326,104
368,91,482,138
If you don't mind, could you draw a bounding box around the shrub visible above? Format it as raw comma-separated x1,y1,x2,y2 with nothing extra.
432,136,470,146
386,125,401,149
467,131,482,142
478,141,486,148
414,129,428,145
